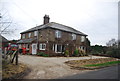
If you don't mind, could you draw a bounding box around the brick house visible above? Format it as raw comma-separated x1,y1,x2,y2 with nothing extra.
17,15,88,56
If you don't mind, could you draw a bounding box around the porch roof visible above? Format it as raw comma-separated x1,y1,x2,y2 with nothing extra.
17,37,37,44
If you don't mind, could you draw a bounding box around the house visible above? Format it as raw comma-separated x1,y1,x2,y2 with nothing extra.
17,15,88,56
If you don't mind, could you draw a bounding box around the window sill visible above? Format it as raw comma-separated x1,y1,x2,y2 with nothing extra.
39,49,46,50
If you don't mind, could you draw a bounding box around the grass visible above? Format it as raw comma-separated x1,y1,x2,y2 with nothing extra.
2,60,27,79
84,61,120,67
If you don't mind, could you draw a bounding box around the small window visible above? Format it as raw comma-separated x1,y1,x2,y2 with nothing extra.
28,33,31,38
39,43,46,50
55,30,61,38
22,34,25,39
34,31,38,36
81,36,85,42
72,34,76,40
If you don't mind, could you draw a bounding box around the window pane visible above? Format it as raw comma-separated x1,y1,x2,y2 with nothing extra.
22,34,25,39
72,34,76,40
81,36,85,42
39,43,46,50
57,45,62,52
29,33,31,38
34,31,38,36
55,30,61,38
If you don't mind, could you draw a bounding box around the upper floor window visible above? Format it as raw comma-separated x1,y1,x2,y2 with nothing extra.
81,36,85,42
55,30,61,38
34,31,38,36
72,34,76,40
28,33,31,38
22,34,25,39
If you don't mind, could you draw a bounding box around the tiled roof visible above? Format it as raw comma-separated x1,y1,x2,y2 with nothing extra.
21,22,87,36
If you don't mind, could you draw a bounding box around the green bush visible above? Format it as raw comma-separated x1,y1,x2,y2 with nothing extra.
27,53,32,55
106,48,120,58
64,50,69,57
73,48,79,56
37,52,49,57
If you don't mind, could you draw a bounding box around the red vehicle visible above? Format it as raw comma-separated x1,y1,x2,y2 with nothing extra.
9,44,18,51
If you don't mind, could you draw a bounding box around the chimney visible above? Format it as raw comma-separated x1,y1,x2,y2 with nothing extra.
43,15,50,24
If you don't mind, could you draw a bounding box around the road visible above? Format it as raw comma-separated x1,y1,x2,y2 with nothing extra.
59,64,119,79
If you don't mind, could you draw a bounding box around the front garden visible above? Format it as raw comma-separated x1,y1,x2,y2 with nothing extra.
65,58,120,70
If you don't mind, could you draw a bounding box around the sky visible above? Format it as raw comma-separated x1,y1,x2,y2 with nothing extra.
0,0,119,46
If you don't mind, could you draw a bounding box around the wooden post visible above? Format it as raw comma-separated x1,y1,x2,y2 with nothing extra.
11,51,17,63
16,50,18,65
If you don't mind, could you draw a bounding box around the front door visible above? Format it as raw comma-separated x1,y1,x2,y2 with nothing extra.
32,43,37,54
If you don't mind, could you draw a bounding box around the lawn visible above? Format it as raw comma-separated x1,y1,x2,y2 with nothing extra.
65,57,119,70
84,61,120,67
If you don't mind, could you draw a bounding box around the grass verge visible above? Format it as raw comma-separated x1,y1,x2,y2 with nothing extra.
84,61,120,67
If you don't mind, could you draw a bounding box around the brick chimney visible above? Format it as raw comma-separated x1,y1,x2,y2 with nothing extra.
43,15,50,24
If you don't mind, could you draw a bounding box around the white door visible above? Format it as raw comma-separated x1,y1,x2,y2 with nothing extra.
32,43,37,54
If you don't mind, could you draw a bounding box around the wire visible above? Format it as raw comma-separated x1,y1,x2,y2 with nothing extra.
10,1,39,24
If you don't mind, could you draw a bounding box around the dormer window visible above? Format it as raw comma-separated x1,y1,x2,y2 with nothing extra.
55,30,61,38
81,36,85,42
34,31,38,36
28,33,31,38
72,34,76,40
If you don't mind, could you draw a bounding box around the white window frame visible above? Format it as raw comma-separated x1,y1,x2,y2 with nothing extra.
55,30,61,38
39,43,46,50
72,34,76,40
34,31,38,36
22,34,25,39
80,46,86,51
81,36,85,42
55,44,62,53
28,33,31,38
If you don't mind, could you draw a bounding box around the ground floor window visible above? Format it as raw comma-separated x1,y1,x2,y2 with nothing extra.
39,43,46,50
53,44,65,53
80,46,85,51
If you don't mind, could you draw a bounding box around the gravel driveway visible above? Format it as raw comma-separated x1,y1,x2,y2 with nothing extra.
18,55,107,79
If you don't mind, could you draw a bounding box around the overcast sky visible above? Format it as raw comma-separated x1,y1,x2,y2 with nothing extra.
0,0,119,46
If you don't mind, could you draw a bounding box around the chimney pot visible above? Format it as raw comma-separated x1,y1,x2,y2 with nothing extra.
43,14,50,24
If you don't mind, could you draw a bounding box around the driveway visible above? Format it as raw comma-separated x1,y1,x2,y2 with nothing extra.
18,55,108,79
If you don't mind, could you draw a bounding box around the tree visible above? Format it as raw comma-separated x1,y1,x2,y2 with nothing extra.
106,38,118,48
0,12,12,34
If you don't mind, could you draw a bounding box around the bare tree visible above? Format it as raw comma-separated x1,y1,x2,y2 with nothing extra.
0,11,12,35
106,38,118,48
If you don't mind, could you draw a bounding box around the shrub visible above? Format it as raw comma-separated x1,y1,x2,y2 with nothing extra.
64,50,69,57
106,48,120,58
27,53,32,55
37,52,49,57
73,48,79,56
